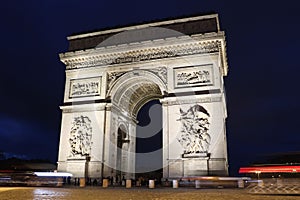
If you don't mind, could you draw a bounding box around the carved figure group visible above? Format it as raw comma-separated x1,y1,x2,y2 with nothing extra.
177,70,210,85
177,104,211,154
69,116,93,157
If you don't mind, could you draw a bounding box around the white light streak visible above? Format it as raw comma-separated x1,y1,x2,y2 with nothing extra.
34,172,73,177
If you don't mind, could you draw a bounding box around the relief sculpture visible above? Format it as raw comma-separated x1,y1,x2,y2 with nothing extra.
69,116,93,157
148,67,167,84
69,77,101,98
177,105,211,155
177,70,210,85
174,65,213,88
107,72,126,89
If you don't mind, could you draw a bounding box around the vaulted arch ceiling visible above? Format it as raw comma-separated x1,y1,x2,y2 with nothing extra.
112,77,162,118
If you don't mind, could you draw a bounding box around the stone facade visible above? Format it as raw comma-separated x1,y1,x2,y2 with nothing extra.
57,13,229,180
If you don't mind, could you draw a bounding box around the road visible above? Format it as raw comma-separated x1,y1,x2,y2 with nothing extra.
0,187,300,200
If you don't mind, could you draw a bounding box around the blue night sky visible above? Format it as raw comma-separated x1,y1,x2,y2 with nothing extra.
0,0,300,176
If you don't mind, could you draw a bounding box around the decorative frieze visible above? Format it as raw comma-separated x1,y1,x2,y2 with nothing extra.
161,96,222,106
62,41,221,70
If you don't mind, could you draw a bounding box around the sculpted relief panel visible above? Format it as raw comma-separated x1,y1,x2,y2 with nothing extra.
107,72,126,89
177,105,211,156
69,77,101,98
69,116,93,157
174,65,213,88
148,66,167,84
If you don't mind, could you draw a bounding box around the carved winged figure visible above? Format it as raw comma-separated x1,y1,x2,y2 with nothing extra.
177,104,211,154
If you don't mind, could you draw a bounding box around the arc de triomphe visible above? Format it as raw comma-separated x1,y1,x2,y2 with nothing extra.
57,13,229,180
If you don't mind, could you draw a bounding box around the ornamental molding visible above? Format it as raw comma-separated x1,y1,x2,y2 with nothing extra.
60,40,222,70
107,67,167,92
60,103,107,113
161,96,222,106
111,106,136,122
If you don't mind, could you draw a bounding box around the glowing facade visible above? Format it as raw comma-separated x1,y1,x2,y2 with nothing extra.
57,13,229,180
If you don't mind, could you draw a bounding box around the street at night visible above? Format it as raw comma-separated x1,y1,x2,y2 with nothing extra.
1,187,300,200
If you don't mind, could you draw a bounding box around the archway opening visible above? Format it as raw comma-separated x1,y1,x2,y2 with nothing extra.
135,99,162,184
109,70,166,180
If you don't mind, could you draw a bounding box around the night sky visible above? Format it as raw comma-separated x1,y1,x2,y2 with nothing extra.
1,1,300,176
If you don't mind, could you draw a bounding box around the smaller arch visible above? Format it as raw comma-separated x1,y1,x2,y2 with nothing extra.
107,69,167,98
117,127,127,148
108,69,166,118
117,123,128,139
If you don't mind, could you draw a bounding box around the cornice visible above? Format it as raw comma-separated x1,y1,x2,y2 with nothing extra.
60,103,107,113
60,39,222,70
160,95,223,106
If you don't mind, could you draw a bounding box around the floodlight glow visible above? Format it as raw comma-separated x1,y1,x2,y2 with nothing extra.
239,165,300,173
218,177,251,181
34,172,73,177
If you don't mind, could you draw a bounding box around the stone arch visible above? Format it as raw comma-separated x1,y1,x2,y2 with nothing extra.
117,123,128,142
108,69,166,118
57,14,230,181
107,70,166,178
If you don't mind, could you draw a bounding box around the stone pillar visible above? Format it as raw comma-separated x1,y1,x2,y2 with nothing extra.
149,180,155,189
102,104,113,178
57,104,107,180
126,179,132,188
79,178,86,187
161,101,170,179
173,180,179,188
102,179,109,188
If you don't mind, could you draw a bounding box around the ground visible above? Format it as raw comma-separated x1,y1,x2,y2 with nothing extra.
1,187,300,200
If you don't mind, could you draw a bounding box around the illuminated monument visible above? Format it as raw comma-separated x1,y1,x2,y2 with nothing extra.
57,13,229,180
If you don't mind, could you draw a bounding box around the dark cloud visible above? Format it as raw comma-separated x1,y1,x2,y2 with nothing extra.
0,115,58,162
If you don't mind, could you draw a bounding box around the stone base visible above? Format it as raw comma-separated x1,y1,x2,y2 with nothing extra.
66,157,89,177
167,157,210,178
87,161,102,178
183,157,209,177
